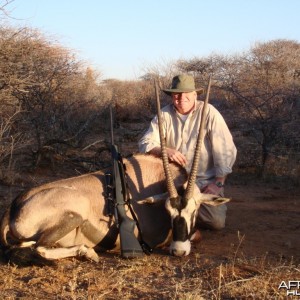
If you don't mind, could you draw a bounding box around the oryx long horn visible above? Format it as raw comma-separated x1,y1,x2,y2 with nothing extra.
184,76,212,200
155,79,178,199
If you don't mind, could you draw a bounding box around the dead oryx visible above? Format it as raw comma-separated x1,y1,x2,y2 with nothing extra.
0,78,229,263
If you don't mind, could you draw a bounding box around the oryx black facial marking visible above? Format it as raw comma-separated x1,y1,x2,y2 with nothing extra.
172,215,188,241
169,193,187,210
169,194,197,243
165,188,203,256
169,193,189,243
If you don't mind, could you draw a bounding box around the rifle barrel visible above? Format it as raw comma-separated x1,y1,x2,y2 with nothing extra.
110,105,114,145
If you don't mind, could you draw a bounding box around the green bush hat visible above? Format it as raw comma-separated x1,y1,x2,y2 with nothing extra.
162,74,204,96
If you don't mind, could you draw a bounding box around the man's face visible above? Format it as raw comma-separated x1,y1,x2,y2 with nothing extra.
172,91,196,115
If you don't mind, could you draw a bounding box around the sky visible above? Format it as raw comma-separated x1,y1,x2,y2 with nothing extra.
3,0,300,80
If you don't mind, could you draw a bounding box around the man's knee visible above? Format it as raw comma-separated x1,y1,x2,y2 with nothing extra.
209,217,226,230
197,204,227,230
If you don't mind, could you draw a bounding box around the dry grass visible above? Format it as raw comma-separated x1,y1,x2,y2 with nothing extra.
0,246,298,300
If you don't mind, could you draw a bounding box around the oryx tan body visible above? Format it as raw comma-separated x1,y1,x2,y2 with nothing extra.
0,154,188,261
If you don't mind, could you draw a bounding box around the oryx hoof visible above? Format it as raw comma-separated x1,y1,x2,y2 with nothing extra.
78,245,99,262
190,230,202,243
36,246,48,258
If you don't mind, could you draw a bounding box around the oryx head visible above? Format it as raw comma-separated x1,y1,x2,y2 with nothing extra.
154,77,229,256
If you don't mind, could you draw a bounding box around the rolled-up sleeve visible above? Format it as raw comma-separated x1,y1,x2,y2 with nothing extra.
138,116,161,153
208,107,237,177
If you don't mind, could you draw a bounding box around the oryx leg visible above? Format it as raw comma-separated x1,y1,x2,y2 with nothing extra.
35,212,84,246
17,212,100,261
36,245,99,262
33,213,102,262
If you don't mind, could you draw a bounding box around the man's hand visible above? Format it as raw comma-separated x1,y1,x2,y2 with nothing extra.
166,148,187,166
149,147,187,167
203,177,226,196
202,182,224,196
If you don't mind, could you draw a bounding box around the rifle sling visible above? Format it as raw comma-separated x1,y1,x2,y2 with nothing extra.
112,151,152,255
97,223,119,251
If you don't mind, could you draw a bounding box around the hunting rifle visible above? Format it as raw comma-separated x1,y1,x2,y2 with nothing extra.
109,106,144,258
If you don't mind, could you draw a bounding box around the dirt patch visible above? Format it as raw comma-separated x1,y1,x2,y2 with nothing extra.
198,182,300,261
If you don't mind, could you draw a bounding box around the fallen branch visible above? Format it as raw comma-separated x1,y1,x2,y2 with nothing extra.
82,139,105,151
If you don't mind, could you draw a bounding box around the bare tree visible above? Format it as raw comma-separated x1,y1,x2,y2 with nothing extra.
177,40,300,176
101,78,155,122
225,40,300,175
0,0,14,18
0,25,106,174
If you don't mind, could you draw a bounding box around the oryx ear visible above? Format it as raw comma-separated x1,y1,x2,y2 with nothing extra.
195,193,231,206
137,192,169,204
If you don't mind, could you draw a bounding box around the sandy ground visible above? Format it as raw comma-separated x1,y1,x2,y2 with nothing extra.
196,182,300,262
